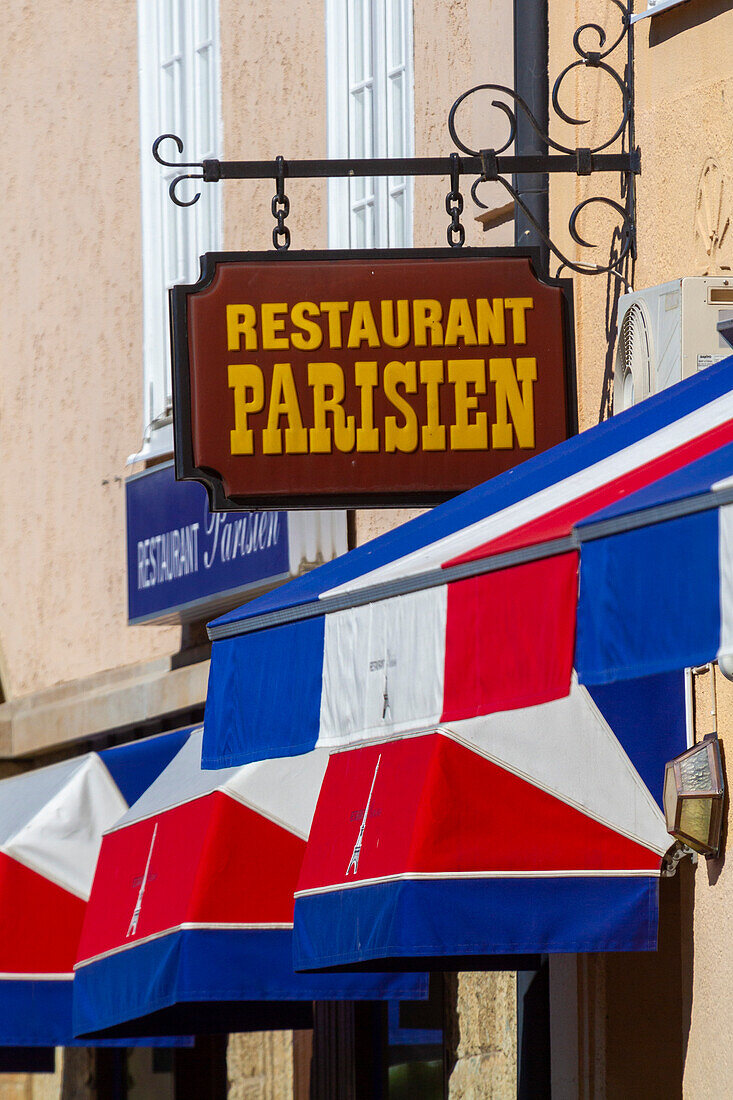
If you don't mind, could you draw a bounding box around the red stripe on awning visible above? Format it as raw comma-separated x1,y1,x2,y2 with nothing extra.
297,734,661,896
441,552,578,721
447,419,733,566
0,853,85,974
78,792,306,963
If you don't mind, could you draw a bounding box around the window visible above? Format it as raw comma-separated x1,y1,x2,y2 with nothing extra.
326,0,414,249
136,0,222,460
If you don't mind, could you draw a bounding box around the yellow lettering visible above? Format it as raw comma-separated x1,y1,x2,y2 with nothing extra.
262,363,307,454
412,300,444,347
290,302,323,351
504,297,533,345
308,363,356,453
381,299,410,348
228,364,264,454
354,362,380,452
449,359,488,451
261,303,289,350
444,298,478,347
347,301,381,349
419,360,446,451
384,361,418,453
476,298,506,345
226,304,257,351
319,302,349,349
490,357,537,449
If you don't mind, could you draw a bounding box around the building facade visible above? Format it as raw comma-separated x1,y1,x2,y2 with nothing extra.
1,0,733,1096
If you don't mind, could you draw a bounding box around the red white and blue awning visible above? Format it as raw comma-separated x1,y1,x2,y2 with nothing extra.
203,355,733,770
293,673,684,968
576,438,733,683
199,359,733,967
0,728,189,1045
73,728,426,1039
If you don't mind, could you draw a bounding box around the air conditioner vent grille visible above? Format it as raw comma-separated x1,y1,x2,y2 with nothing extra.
615,302,652,411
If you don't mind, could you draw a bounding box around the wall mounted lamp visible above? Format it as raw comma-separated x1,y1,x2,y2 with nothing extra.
664,734,725,858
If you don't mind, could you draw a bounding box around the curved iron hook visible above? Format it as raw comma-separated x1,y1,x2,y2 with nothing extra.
568,195,631,249
552,60,630,152
474,173,632,277
449,88,517,157
450,81,615,158
152,134,202,169
152,134,204,208
573,2,629,62
555,260,631,291
168,175,203,208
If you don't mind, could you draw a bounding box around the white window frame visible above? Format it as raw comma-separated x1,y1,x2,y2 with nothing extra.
326,0,414,250
135,0,222,462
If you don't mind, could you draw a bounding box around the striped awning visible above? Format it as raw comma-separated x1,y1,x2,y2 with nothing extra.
203,355,733,770
292,673,684,969
576,438,733,683
199,357,733,967
73,728,426,1039
0,728,189,1045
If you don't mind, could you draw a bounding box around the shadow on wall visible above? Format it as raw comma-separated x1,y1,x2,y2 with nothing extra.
649,0,732,45
603,859,695,1100
598,222,636,422
706,736,728,886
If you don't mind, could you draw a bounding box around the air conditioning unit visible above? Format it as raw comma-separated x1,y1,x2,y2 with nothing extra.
614,277,733,413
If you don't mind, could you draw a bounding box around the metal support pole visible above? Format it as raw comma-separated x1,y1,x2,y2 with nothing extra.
513,0,550,273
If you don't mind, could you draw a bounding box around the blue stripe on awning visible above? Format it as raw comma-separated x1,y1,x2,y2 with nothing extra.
576,509,721,684
587,672,687,810
0,981,187,1047
74,929,428,1039
293,876,659,972
203,616,325,767
99,728,194,807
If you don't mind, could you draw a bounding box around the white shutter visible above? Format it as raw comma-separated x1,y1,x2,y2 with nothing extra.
327,0,413,250
136,0,222,459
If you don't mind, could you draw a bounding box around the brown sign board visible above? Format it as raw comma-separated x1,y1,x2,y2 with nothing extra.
171,248,576,510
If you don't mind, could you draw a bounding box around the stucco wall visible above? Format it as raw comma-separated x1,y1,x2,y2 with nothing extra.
550,1,733,430
1,2,182,701
547,3,733,1095
683,667,733,1097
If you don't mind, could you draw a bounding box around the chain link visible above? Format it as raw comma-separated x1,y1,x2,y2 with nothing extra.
272,156,291,251
446,153,465,248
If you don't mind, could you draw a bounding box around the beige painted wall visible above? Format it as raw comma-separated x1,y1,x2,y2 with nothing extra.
547,3,733,1096
1,2,182,702
684,666,733,1097
550,1,733,429
0,0,383,709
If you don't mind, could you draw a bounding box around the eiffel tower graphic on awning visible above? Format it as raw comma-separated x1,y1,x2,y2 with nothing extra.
346,755,381,876
126,823,158,938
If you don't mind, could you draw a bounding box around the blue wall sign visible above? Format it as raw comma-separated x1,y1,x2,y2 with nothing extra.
126,462,290,624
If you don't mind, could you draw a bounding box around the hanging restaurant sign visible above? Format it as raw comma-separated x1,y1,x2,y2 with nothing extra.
171,248,576,510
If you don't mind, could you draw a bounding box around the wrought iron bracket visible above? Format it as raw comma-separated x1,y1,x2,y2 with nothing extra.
154,2,637,280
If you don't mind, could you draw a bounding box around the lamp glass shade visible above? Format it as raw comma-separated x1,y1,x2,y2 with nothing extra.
664,735,725,857
678,747,714,793
663,763,678,833
678,797,712,847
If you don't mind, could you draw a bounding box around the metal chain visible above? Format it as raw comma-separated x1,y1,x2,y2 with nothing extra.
446,153,465,248
272,155,291,251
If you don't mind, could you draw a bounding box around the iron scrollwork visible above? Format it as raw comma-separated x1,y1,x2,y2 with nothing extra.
153,3,637,280
448,0,636,280
152,134,205,208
